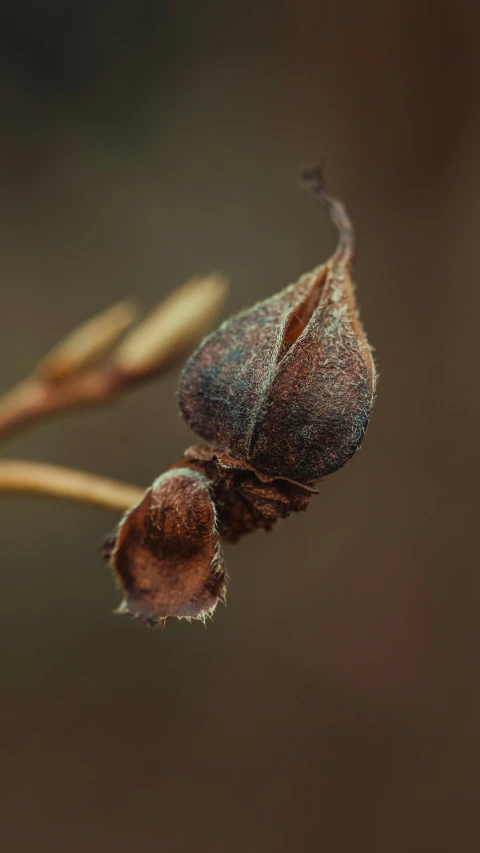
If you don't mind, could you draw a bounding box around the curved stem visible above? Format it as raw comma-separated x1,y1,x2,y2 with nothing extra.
0,460,144,513
299,164,356,267
0,379,46,441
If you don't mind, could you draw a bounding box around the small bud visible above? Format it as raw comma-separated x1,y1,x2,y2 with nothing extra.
179,174,376,483
108,469,227,625
35,300,138,383
112,273,228,381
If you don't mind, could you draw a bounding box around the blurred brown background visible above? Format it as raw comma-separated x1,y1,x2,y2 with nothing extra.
0,1,479,851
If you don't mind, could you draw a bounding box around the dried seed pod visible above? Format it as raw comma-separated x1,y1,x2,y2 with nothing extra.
179,172,376,484
108,469,226,625
101,171,377,628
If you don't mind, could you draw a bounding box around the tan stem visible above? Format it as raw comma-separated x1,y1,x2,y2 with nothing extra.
0,371,120,446
0,460,144,513
0,274,228,448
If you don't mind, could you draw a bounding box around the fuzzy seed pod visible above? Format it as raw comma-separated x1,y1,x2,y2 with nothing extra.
102,170,377,628
108,469,226,625
179,173,376,484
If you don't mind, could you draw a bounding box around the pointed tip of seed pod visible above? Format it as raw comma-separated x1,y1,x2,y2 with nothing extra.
35,299,139,383
112,272,229,380
298,161,326,197
299,163,355,266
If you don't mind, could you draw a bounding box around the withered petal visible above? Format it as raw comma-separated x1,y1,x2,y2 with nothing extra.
109,469,227,624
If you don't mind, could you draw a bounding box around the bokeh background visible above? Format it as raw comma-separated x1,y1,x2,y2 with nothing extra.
0,2,479,851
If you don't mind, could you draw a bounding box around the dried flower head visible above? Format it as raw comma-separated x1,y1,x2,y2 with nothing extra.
107,170,377,626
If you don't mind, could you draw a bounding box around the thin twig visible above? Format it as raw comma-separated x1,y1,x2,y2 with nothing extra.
299,164,356,266
0,273,228,447
0,460,144,512
0,372,121,446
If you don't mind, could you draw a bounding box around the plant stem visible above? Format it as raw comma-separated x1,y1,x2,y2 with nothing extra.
0,372,119,446
0,460,144,513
